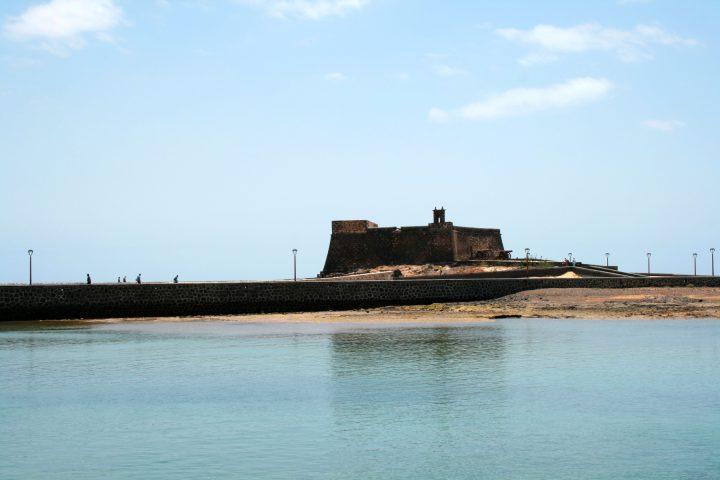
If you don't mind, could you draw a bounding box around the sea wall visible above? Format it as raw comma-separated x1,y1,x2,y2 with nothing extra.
2,276,720,321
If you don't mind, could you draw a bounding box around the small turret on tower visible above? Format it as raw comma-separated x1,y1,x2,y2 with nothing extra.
432,207,446,225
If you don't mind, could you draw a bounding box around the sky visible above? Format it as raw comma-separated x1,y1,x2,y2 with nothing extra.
1,0,718,283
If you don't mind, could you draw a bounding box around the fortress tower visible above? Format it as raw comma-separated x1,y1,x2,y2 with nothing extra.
432,207,446,225
321,209,510,276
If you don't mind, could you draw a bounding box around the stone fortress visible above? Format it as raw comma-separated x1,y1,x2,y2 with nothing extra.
321,208,511,276
4,206,718,321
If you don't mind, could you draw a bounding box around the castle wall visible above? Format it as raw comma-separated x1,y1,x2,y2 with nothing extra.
322,225,457,274
453,227,506,260
395,226,456,264
322,221,507,275
2,276,720,321
332,220,378,234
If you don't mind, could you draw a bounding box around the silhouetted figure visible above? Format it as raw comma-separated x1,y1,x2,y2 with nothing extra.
136,274,142,284
86,274,92,285
117,276,121,283
173,275,179,284
123,276,127,283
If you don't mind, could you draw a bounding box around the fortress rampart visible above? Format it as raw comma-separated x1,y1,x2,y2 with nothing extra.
2,276,719,321
321,209,510,276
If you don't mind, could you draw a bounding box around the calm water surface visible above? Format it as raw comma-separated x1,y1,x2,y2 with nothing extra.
1,319,719,480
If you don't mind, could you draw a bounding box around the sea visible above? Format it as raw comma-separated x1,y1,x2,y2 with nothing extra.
1,318,719,480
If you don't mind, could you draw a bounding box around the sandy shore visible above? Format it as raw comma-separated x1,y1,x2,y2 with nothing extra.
65,287,720,324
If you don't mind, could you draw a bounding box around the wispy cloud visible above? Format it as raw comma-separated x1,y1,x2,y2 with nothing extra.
496,23,698,64
425,54,467,77
238,0,368,20
642,119,685,133
429,77,613,122
432,64,466,77
3,0,123,55
325,71,346,81
2,55,42,69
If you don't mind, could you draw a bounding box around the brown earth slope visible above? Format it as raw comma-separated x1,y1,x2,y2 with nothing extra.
385,287,720,319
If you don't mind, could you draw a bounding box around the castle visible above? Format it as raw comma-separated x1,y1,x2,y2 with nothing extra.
321,208,511,276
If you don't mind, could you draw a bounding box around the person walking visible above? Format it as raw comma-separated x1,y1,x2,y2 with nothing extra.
136,273,142,284
117,276,121,283
123,276,127,283
173,275,179,284
86,274,92,285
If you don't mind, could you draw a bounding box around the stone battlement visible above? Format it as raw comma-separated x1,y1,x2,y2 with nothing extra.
331,220,378,234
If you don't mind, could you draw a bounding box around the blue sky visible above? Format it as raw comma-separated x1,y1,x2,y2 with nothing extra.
1,0,718,283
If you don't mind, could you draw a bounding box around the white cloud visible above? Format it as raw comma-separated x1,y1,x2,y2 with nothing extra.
325,71,346,81
496,23,698,63
3,0,122,53
432,64,466,77
430,77,613,122
239,0,368,20
517,52,558,66
642,119,685,133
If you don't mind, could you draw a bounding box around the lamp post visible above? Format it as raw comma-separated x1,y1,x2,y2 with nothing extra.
646,252,651,275
292,248,298,281
693,253,698,276
605,252,610,267
712,248,716,277
28,249,33,285
525,248,530,276
568,252,573,266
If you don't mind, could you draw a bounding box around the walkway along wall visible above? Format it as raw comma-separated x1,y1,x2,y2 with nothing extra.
2,276,720,321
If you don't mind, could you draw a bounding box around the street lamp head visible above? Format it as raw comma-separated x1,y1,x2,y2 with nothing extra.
647,252,651,257
28,249,33,256
292,249,298,254
524,248,530,254
693,253,698,257
712,248,716,254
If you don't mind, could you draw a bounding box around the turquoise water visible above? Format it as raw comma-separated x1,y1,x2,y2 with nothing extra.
1,319,719,480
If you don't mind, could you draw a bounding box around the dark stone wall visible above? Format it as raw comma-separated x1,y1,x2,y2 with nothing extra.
453,227,505,260
331,220,378,234
395,226,456,264
322,225,456,274
322,222,507,275
2,276,720,322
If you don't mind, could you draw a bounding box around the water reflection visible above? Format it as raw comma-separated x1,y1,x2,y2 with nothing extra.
327,324,508,475
330,325,506,377
1,319,719,480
